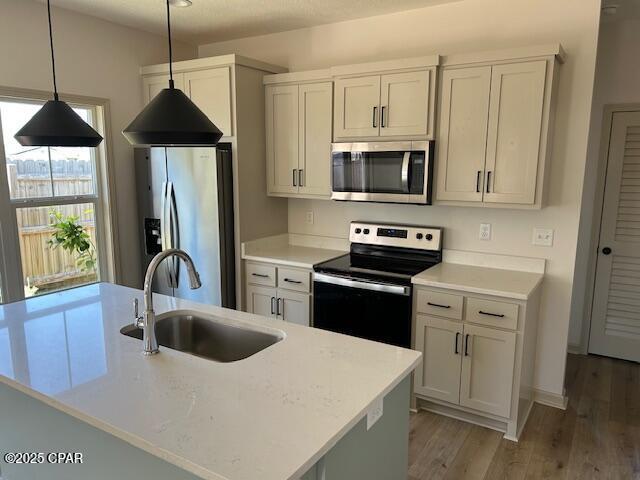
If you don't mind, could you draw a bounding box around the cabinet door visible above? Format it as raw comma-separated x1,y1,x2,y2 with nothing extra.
414,315,463,404
380,71,430,137
298,82,332,197
278,290,310,326
334,75,381,139
143,74,184,104
266,85,299,194
459,323,516,417
483,61,546,205
435,67,491,202
246,284,277,318
184,67,232,137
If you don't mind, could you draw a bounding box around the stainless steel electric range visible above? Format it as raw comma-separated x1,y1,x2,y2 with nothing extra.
313,222,443,348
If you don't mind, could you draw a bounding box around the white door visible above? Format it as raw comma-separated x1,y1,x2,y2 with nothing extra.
589,111,640,362
265,85,299,194
483,61,546,205
143,74,184,104
334,75,381,139
246,285,277,318
184,67,232,137
380,71,430,137
278,290,310,326
413,315,463,404
459,323,516,418
435,67,491,202
298,82,332,197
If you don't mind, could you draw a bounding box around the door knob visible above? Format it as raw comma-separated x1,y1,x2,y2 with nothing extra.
602,247,612,255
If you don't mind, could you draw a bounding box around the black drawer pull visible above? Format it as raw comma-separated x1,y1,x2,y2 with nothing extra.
427,302,451,309
252,273,269,278
454,332,460,355
464,334,471,356
479,310,504,318
284,278,303,284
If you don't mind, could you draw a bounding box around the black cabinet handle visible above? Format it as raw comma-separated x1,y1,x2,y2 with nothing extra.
277,298,283,317
298,169,304,187
270,297,276,315
464,334,470,356
486,171,492,193
381,106,386,127
284,278,303,284
252,273,269,278
479,310,505,318
454,332,460,355
476,171,482,193
602,247,612,255
427,302,451,309
293,169,297,187
372,106,378,128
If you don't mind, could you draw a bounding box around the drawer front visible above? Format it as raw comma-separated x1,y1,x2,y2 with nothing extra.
246,263,276,287
277,268,311,293
465,297,519,330
415,290,463,320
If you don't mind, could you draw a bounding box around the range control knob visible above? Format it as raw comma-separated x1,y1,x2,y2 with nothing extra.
416,233,423,240
425,234,433,241
355,228,362,234
363,228,370,234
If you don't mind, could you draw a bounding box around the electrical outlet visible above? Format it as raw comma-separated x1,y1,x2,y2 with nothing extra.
479,223,491,241
305,211,314,225
367,396,384,430
533,228,554,246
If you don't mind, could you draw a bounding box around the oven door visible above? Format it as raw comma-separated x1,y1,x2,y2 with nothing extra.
331,141,432,204
313,273,412,348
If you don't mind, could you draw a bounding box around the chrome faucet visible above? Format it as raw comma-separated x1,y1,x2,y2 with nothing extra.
135,248,202,355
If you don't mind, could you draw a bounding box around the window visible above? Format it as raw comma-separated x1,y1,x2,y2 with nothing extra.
0,94,115,302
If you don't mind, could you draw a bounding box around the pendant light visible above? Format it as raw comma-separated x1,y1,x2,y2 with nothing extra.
122,0,222,146
14,0,102,147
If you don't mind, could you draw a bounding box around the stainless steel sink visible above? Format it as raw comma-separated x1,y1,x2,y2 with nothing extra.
121,310,283,362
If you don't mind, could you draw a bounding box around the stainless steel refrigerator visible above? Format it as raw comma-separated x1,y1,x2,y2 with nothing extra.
134,144,236,308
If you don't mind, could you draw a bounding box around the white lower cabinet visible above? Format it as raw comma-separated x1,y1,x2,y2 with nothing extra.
245,262,312,326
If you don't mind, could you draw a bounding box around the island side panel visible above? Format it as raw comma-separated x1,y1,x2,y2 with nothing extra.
301,376,411,480
0,383,204,480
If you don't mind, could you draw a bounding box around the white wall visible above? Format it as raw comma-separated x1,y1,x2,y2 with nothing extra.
199,0,601,396
571,17,640,348
0,0,196,288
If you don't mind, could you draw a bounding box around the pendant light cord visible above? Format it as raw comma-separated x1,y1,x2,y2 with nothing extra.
46,0,59,101
166,0,174,89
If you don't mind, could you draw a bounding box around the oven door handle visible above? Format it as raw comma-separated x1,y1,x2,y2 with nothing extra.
313,272,411,296
401,151,411,193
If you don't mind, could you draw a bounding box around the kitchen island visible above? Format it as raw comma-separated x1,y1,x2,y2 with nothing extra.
0,283,420,480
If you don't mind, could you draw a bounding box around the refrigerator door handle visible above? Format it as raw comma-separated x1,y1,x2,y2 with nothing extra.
167,181,180,288
160,181,173,288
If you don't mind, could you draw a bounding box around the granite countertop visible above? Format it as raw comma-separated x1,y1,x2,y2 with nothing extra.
0,283,420,480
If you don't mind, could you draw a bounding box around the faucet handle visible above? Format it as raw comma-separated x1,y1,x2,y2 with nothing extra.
133,298,144,328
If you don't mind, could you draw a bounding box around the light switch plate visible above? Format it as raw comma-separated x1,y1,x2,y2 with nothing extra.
479,223,491,241
533,228,554,246
366,396,384,430
305,211,314,225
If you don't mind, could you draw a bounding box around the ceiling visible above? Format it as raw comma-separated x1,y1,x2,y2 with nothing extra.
40,0,461,45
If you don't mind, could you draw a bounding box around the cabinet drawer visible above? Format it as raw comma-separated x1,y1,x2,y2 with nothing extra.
465,297,518,330
277,268,311,293
246,263,276,287
415,290,463,320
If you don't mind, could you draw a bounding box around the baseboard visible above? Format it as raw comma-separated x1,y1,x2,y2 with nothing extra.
533,388,568,410
567,343,582,355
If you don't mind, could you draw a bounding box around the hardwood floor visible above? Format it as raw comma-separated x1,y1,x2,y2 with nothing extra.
408,353,640,479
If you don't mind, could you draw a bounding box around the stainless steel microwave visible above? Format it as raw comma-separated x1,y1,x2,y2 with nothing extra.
331,141,434,204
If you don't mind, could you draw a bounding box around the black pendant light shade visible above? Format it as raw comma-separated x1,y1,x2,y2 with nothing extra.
122,85,222,146
123,0,222,147
14,0,102,148
15,99,103,147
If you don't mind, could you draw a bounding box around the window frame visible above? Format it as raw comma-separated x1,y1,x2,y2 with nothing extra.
0,87,120,303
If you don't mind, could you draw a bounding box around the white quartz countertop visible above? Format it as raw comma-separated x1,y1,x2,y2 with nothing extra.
242,244,346,269
0,283,420,480
412,263,544,300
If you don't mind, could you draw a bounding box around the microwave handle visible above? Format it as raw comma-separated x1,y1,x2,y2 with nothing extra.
401,152,411,192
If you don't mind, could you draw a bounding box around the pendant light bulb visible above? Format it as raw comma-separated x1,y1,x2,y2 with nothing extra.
122,0,222,146
14,0,103,147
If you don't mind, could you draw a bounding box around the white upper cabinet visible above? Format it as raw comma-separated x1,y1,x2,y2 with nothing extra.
334,75,381,139
143,74,184,104
265,80,333,198
380,70,432,138
483,61,546,205
334,69,434,141
436,66,491,202
435,57,557,209
184,67,233,137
